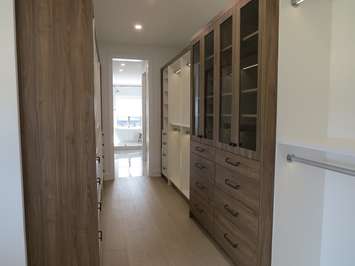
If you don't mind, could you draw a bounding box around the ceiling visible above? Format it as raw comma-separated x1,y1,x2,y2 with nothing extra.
113,59,146,87
93,0,235,48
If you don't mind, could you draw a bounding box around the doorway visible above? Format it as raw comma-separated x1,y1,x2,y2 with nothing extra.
112,58,147,178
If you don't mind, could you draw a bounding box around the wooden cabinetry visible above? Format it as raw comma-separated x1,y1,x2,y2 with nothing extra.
189,0,278,266
16,0,100,265
93,20,104,266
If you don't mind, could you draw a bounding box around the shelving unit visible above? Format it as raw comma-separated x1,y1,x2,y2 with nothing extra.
161,68,169,177
189,1,279,266
161,50,191,199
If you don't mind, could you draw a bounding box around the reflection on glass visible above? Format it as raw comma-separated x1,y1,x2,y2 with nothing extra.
204,31,214,139
192,42,201,136
239,0,259,151
219,17,233,144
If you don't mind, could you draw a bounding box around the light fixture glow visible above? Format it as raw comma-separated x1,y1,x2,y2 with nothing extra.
119,69,124,72
134,24,143,31
120,63,126,66
292,0,305,6
112,58,143,62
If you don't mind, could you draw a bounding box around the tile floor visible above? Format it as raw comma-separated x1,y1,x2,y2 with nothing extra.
102,177,233,266
114,149,145,178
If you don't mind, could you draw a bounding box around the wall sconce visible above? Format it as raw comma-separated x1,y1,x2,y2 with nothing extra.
292,0,305,7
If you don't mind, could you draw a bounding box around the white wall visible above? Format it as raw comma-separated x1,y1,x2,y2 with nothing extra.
0,1,27,265
99,42,179,178
273,1,332,266
320,1,355,265
274,1,355,266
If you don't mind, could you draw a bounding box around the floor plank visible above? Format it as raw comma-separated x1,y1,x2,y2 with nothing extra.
102,176,233,266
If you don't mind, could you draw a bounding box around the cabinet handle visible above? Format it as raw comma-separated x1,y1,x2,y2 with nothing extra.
98,230,103,241
225,157,240,167
98,202,103,211
229,142,238,147
225,179,240,190
195,146,206,153
224,204,239,217
97,177,101,185
96,156,101,163
194,163,206,170
195,182,205,190
223,233,238,249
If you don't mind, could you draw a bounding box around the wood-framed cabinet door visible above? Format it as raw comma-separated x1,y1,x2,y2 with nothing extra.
200,27,216,146
235,0,261,160
191,39,203,143
215,8,240,154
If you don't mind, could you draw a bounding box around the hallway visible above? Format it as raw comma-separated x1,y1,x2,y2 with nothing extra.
102,177,233,266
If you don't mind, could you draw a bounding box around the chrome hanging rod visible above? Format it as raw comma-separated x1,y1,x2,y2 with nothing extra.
287,154,355,177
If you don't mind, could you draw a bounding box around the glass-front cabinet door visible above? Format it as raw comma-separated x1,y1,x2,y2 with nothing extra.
216,10,238,152
191,40,202,141
238,0,260,158
203,30,215,142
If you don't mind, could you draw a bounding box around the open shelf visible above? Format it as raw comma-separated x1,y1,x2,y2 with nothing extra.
242,63,258,71
205,55,215,61
170,122,190,128
241,88,257,94
242,30,259,41
241,114,257,118
278,137,355,158
221,45,233,53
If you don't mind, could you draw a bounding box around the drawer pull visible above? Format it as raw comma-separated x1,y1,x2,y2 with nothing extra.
224,204,239,217
96,177,101,185
98,202,103,211
98,230,103,241
225,157,240,167
195,146,206,153
225,179,240,190
229,142,238,147
224,233,238,249
195,182,206,190
194,163,206,170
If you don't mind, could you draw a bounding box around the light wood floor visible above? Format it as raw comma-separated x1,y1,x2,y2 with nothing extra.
102,177,233,266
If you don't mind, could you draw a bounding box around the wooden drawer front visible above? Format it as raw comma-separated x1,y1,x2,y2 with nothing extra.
191,141,215,160
191,153,215,182
214,188,258,245
215,165,259,214
190,192,212,233
214,213,257,266
215,149,259,180
191,173,211,202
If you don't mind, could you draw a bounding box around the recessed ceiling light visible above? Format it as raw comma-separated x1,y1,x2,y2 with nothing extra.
134,24,143,31
119,69,124,72
120,63,126,66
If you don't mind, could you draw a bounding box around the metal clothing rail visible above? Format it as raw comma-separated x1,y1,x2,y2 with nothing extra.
287,154,355,177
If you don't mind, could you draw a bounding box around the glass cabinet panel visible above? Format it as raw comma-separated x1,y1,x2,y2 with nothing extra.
239,0,259,151
219,17,233,145
204,31,214,140
192,41,201,137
